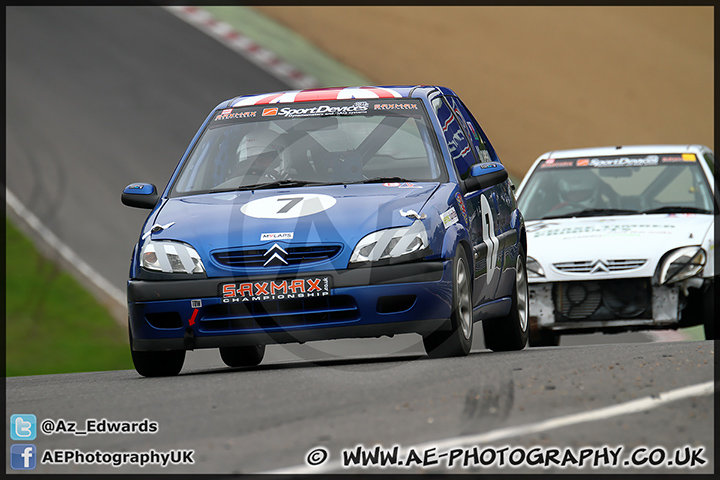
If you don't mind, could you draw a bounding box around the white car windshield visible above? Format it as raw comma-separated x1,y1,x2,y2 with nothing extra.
171,99,447,196
518,153,715,221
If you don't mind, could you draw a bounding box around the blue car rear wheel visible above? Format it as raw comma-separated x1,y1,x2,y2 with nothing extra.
483,247,529,351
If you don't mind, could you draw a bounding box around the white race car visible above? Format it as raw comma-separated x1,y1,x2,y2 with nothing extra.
516,145,715,346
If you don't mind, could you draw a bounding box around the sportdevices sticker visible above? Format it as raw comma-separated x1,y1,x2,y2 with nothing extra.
585,155,659,168
270,102,369,118
241,194,336,219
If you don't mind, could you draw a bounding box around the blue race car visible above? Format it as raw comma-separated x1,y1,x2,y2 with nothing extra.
122,85,528,376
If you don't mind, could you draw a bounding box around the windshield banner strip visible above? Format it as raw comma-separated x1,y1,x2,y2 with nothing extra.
540,154,697,169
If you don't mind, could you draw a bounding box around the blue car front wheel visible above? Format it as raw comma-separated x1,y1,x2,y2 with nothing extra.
219,345,266,368
422,248,473,357
129,325,185,377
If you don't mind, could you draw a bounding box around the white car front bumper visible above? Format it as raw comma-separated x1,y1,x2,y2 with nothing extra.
529,280,683,333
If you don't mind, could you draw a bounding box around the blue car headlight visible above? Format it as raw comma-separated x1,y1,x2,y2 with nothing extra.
350,220,429,264
141,240,205,274
657,246,706,285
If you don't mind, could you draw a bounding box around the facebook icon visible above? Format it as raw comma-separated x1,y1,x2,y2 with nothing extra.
11,444,37,470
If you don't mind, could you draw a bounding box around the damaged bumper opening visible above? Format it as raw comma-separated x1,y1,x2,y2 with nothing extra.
527,278,706,334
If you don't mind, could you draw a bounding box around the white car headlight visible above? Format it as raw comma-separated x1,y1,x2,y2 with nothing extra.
526,256,545,278
658,246,706,285
141,240,205,274
350,220,429,264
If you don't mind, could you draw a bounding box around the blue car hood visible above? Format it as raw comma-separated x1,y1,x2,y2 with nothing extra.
144,183,440,275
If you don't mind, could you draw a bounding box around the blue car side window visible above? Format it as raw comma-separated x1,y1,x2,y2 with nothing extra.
431,97,477,180
179,142,210,192
445,97,493,164
211,128,238,187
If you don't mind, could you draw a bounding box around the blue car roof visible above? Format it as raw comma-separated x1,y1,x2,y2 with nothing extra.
220,85,458,109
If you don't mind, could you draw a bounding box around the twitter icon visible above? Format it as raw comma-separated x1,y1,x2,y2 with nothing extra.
10,414,36,440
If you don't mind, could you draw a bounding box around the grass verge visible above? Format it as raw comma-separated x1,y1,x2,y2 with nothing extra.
5,217,132,376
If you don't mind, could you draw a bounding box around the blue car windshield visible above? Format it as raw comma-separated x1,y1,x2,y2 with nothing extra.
171,99,447,196
518,153,716,221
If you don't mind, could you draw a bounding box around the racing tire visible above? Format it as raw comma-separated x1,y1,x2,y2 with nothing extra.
220,345,266,367
129,326,185,377
423,249,473,358
482,247,529,352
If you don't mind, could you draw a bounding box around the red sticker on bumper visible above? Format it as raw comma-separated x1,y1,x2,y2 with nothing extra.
220,277,331,303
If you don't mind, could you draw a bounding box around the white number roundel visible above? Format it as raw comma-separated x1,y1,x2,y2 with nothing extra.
240,193,337,219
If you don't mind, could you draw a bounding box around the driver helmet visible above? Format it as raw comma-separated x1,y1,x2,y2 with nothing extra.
236,129,286,174
557,170,601,208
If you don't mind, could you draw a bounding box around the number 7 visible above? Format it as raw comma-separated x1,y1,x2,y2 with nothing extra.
277,197,303,214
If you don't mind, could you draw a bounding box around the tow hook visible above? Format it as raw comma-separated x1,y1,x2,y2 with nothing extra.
183,327,195,351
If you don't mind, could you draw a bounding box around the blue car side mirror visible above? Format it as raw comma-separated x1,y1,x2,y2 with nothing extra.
122,183,159,209
464,162,509,192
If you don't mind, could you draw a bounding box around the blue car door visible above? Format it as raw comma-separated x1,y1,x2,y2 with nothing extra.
431,95,504,305
448,96,518,300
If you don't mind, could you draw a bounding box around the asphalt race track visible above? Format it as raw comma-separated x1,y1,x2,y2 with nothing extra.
5,7,715,475
5,342,714,474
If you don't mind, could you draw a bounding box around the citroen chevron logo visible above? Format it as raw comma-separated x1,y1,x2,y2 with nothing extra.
263,243,289,267
590,260,610,274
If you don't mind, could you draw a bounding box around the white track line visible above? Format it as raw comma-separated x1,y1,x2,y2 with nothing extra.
5,189,126,312
265,380,715,474
162,6,319,90
647,330,694,342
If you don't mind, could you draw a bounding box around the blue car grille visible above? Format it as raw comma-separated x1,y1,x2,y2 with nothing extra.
213,245,341,268
199,295,359,332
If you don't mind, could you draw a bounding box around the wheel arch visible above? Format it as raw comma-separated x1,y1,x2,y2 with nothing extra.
440,223,471,260
457,239,474,271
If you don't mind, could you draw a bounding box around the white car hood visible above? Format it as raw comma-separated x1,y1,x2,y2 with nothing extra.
526,214,714,282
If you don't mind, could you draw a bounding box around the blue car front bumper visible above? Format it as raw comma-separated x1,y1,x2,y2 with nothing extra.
128,260,454,351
